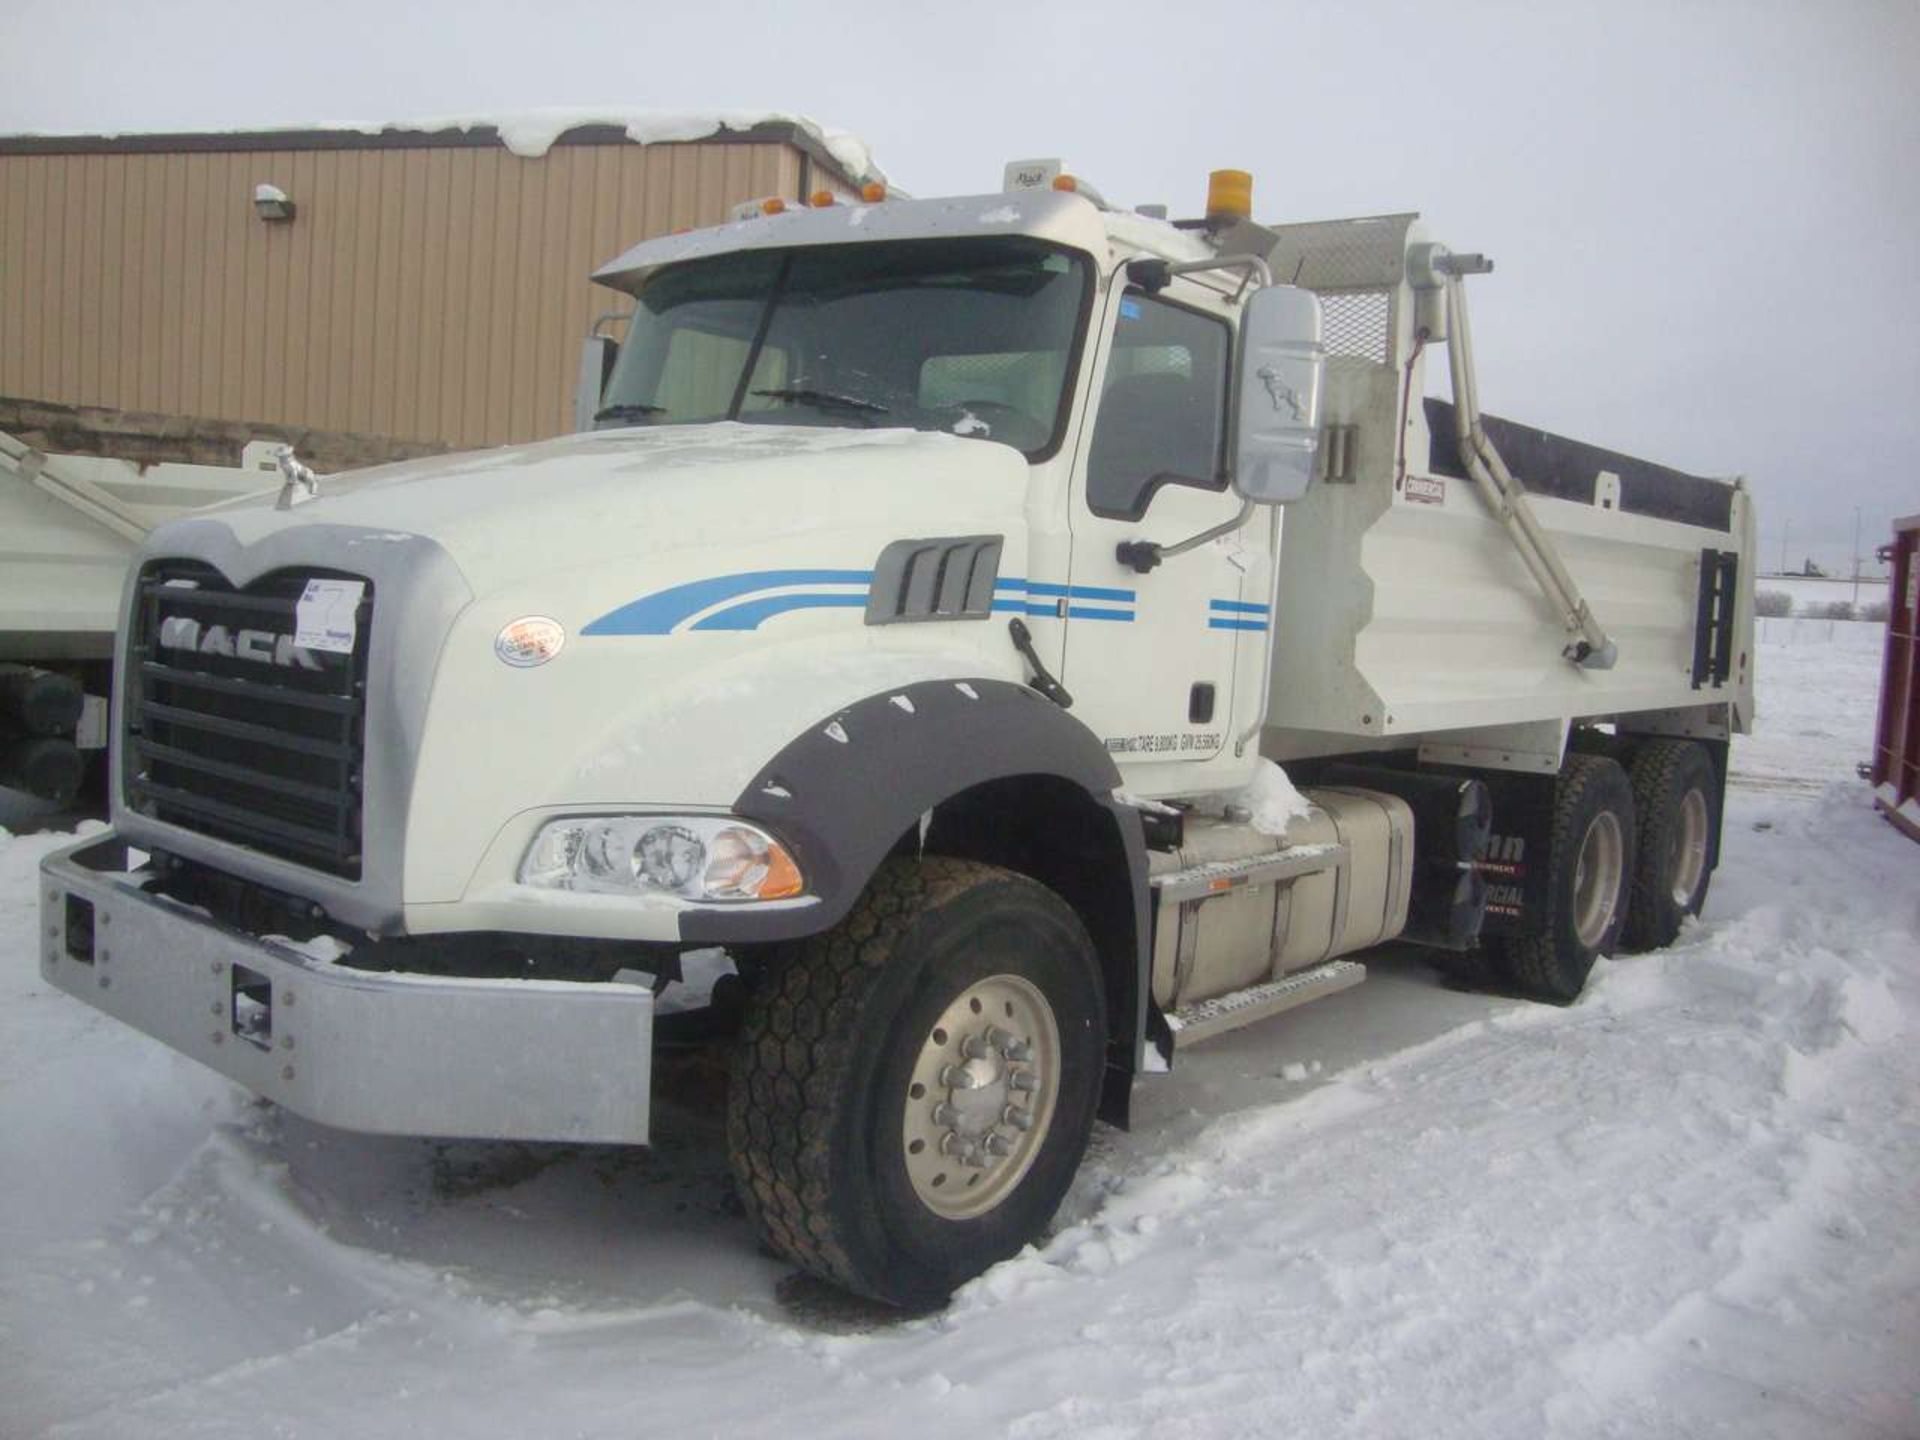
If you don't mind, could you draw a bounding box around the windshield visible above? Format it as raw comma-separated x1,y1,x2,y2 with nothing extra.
595,237,1090,458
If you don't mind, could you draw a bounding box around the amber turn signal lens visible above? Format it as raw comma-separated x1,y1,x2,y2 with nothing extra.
757,843,805,900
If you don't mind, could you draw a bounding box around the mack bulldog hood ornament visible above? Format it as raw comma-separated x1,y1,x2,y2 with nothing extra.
273,444,321,509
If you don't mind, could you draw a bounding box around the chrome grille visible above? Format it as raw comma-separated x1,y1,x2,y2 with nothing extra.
125,562,371,879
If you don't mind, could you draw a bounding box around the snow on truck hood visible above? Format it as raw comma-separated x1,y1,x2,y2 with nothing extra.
185,424,1030,594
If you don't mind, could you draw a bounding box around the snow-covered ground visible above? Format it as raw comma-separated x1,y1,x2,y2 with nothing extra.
1756,574,1892,617
4,626,1915,1440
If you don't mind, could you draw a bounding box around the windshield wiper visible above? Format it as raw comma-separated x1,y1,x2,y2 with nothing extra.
594,402,666,423
750,387,889,416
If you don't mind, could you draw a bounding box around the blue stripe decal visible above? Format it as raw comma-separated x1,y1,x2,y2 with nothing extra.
990,598,1061,618
1209,598,1270,615
995,578,1137,604
585,569,1143,636
1209,618,1269,632
691,593,870,631
583,569,873,635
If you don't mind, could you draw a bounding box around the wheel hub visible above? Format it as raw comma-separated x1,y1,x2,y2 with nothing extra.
902,977,1059,1219
1572,809,1625,949
1671,787,1710,907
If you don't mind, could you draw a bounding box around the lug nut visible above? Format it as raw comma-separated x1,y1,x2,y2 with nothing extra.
931,1101,961,1127
1003,1105,1035,1131
1009,1069,1039,1093
983,1133,1014,1158
1003,1037,1034,1063
960,1032,992,1060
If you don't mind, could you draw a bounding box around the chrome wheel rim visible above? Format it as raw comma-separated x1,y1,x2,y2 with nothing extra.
901,974,1059,1220
1571,811,1625,949
1671,788,1710,907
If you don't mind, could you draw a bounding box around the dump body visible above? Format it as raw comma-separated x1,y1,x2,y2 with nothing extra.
1250,214,1753,767
0,434,279,658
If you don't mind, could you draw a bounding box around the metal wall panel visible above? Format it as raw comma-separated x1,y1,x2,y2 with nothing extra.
0,139,803,452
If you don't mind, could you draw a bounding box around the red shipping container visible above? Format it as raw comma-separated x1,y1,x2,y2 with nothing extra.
1871,513,1920,842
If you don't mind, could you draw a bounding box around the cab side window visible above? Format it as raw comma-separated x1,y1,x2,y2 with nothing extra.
1086,292,1230,520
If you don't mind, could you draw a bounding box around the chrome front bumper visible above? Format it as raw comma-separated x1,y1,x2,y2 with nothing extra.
39,833,654,1145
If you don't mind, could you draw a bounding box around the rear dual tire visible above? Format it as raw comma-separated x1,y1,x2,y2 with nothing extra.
1622,739,1717,951
1484,753,1637,1002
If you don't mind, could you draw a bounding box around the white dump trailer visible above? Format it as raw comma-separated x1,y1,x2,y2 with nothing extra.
39,166,1752,1308
0,432,282,800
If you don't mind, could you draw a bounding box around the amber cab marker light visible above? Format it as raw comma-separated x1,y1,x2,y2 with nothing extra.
1051,174,1080,193
1206,168,1253,223
859,181,887,203
809,190,836,208
760,197,787,215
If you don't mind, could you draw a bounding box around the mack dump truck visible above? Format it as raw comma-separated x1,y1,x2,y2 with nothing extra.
39,166,1755,1307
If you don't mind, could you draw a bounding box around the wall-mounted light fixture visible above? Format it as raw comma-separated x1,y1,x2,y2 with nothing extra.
253,182,296,222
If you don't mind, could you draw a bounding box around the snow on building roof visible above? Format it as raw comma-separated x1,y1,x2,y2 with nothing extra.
0,108,885,186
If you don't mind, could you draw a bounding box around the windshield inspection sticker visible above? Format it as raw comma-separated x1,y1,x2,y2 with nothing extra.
294,579,366,654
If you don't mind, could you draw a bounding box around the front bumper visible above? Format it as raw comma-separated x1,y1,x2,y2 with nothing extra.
39,833,654,1145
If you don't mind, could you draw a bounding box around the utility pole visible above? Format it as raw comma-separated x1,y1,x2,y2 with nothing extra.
1779,518,1788,576
1852,507,1862,607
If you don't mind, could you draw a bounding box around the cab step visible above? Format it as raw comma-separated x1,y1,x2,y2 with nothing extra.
1148,841,1347,903
1167,959,1366,1048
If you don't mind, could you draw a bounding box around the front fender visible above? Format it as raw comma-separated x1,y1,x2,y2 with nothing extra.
685,676,1138,946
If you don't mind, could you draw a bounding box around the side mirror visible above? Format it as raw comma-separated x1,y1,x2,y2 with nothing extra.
1232,285,1325,504
575,334,620,431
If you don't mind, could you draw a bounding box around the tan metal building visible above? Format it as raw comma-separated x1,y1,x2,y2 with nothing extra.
0,117,877,468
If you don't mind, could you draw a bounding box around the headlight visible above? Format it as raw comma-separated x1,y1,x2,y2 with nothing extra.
519,816,804,902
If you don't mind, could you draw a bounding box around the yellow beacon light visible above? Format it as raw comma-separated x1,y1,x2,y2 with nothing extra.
1206,168,1253,223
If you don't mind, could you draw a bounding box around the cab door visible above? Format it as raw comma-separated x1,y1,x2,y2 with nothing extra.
1061,281,1258,777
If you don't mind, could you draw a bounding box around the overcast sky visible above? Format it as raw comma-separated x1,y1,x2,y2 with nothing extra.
4,0,1915,573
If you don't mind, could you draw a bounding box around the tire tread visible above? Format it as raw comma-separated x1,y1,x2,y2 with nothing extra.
1485,752,1633,1001
726,857,1028,1297
1622,738,1714,951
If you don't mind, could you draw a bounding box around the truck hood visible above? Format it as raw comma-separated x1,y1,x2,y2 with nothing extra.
195,423,1030,593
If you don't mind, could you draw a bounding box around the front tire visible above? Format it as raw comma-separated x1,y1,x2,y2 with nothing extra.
727,857,1105,1309
1484,753,1636,1003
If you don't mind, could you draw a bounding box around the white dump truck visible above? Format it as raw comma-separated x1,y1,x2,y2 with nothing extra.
39,166,1754,1307
0,433,285,802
